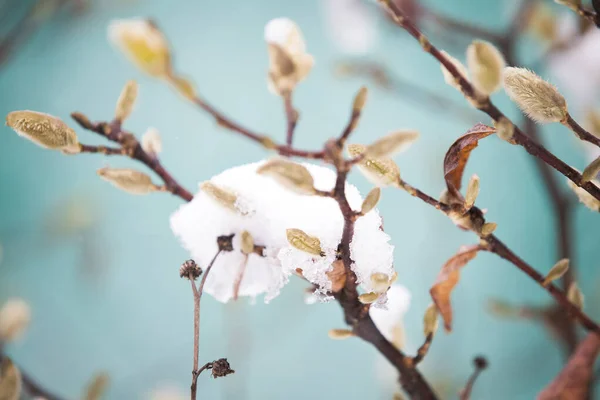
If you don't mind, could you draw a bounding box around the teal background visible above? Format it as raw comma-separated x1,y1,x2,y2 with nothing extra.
0,0,598,399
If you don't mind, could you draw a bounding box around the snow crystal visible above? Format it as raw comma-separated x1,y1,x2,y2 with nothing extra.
170,161,395,303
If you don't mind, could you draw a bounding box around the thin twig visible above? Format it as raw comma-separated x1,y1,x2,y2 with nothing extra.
559,3,600,28
459,356,488,400
71,114,194,202
376,0,600,202
563,113,600,148
409,333,434,367
0,352,64,400
282,91,298,146
190,249,222,400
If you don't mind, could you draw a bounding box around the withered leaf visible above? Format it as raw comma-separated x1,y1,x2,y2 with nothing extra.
538,333,600,400
430,245,483,331
443,124,495,198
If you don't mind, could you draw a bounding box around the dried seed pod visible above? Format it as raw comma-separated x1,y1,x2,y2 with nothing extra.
365,130,419,159
566,178,600,212
440,51,470,92
503,67,567,123
240,231,254,255
141,127,162,156
582,156,600,183
358,292,380,304
98,167,159,195
115,80,138,122
200,182,240,213
494,117,515,142
328,329,354,340
0,357,21,400
286,228,323,256
108,19,171,77
567,282,584,310
464,174,480,210
6,110,80,153
0,298,31,343
348,144,401,187
423,303,439,336
481,222,497,236
360,187,381,215
353,86,368,112
542,258,570,287
466,40,506,95
257,159,316,195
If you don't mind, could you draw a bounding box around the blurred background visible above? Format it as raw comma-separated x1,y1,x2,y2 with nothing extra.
1,0,599,398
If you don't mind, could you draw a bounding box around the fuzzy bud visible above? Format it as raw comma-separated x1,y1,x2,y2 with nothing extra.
240,230,254,255
423,303,439,336
115,80,138,122
481,222,497,236
503,67,567,124
440,51,470,92
0,357,21,400
566,282,584,310
542,258,569,287
286,228,323,256
200,182,240,213
464,174,480,210
141,128,162,156
348,144,401,187
0,298,31,343
370,272,392,293
353,86,368,112
83,372,110,400
257,159,316,195
585,110,600,138
566,178,600,212
108,19,171,77
6,110,80,153
494,117,515,142
365,130,419,159
360,187,381,215
582,156,600,183
98,167,158,195
264,18,314,94
328,329,354,340
358,292,380,304
466,40,506,95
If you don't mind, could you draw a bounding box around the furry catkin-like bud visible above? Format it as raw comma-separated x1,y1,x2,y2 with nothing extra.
467,40,506,95
115,80,138,122
6,110,80,153
98,167,159,195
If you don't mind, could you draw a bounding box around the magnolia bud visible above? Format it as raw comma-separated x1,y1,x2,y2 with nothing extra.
98,167,158,195
353,86,368,112
348,144,401,187
84,372,110,400
200,182,240,213
503,67,567,123
481,222,497,236
286,228,323,256
440,51,470,92
141,127,162,156
566,178,600,212
328,329,354,340
6,110,80,153
257,159,316,195
566,282,584,310
370,272,392,293
423,303,439,336
582,156,600,183
108,19,171,77
0,298,31,343
240,231,254,255
554,0,582,10
365,130,419,159
358,292,380,304
466,40,506,95
494,117,515,142
542,258,569,287
360,187,381,215
0,357,21,400
464,174,480,210
115,80,138,122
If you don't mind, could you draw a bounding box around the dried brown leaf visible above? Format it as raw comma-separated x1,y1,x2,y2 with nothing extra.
430,245,482,331
327,259,346,292
443,124,495,198
538,333,600,400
